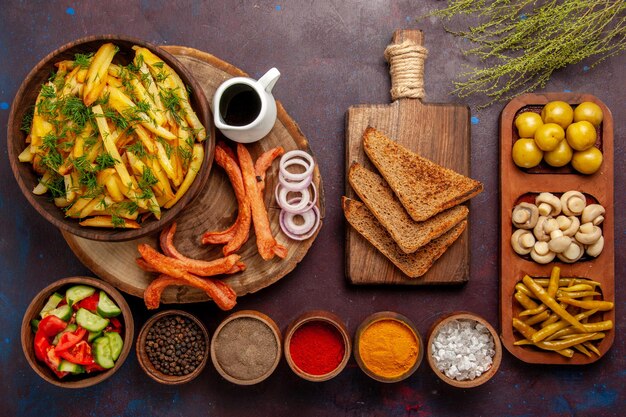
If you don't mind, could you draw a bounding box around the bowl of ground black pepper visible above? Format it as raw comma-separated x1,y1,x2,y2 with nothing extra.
284,310,351,382
136,310,209,385
210,310,282,385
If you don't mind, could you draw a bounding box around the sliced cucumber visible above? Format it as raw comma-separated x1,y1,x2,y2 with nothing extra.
75,308,109,333
58,359,85,374
93,336,115,369
46,304,72,321
88,331,102,343
39,292,63,318
30,319,40,333
66,285,96,306
53,323,78,345
96,291,121,318
105,332,124,361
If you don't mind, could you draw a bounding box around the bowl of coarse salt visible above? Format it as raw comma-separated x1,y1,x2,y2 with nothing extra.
426,312,502,388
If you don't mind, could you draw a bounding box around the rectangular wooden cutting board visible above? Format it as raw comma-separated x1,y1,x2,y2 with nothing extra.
345,29,472,285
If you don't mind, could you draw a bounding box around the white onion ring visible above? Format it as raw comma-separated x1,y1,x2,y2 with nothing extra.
280,151,314,181
279,171,312,191
282,207,316,234
277,186,310,213
279,205,320,241
275,182,317,214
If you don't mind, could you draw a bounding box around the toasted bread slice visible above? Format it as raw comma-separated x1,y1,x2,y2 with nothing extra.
362,127,483,222
349,162,469,253
342,197,467,278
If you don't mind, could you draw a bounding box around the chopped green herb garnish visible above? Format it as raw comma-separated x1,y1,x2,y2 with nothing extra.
74,52,94,69
21,106,35,134
125,141,147,159
95,152,117,171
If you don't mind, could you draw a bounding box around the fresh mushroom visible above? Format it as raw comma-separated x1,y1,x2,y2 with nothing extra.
530,241,556,264
548,231,571,253
557,240,584,263
511,203,539,229
581,204,605,226
543,218,560,235
535,192,562,217
533,216,550,242
511,229,536,255
586,235,605,257
575,222,602,245
560,191,587,216
556,215,580,237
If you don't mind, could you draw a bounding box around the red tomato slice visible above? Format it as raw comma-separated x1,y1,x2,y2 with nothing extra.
34,332,51,362
54,327,87,353
105,317,123,333
74,293,99,312
58,341,94,366
38,315,68,337
84,362,106,373
45,346,68,378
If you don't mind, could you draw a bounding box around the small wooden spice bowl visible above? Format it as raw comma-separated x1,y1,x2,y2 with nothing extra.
354,311,423,383
21,276,134,388
284,310,351,382
7,34,214,242
136,309,209,385
210,310,282,385
426,312,502,388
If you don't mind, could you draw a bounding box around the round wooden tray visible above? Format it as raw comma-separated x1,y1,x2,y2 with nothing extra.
499,93,614,364
62,46,325,303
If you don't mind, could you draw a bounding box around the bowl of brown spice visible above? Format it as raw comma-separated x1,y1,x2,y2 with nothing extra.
136,310,209,385
210,310,282,385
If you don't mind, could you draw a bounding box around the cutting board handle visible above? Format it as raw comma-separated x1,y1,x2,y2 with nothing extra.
385,29,427,102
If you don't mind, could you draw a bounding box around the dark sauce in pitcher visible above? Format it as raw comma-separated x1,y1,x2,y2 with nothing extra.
219,84,261,126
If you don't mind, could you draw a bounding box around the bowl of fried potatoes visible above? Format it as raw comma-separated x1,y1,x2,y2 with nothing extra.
7,35,214,241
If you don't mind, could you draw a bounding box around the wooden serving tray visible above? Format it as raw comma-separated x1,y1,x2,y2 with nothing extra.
345,30,471,285
499,93,614,364
62,46,324,303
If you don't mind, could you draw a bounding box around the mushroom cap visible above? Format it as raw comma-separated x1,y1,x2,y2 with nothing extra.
560,191,587,216
512,202,539,229
581,204,606,225
544,218,560,234
531,242,556,264
557,240,584,263
586,235,605,257
549,236,572,253
511,229,535,255
575,223,602,245
533,216,550,242
561,216,580,237
536,192,562,216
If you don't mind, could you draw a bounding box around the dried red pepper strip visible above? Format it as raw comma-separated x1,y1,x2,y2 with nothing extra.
237,144,287,260
201,143,251,253
138,244,236,310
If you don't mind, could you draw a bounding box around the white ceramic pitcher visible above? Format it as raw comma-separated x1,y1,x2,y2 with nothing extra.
213,67,280,143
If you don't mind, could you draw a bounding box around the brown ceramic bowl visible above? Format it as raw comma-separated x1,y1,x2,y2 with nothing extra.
21,276,134,388
284,310,351,382
7,35,214,242
136,310,209,385
210,310,282,385
354,311,423,383
426,312,502,388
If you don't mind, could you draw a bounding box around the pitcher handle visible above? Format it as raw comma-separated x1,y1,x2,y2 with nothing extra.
258,67,281,93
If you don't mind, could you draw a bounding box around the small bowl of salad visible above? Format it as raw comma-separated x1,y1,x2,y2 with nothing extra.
21,276,134,388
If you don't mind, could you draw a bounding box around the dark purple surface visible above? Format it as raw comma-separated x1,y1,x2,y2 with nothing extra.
1,2,623,416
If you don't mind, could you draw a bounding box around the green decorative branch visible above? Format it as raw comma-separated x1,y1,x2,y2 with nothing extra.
425,0,626,108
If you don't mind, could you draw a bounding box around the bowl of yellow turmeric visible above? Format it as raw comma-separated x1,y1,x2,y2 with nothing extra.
353,311,423,383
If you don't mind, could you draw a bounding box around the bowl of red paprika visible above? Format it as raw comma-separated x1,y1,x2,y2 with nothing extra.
284,310,351,382
21,276,133,388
